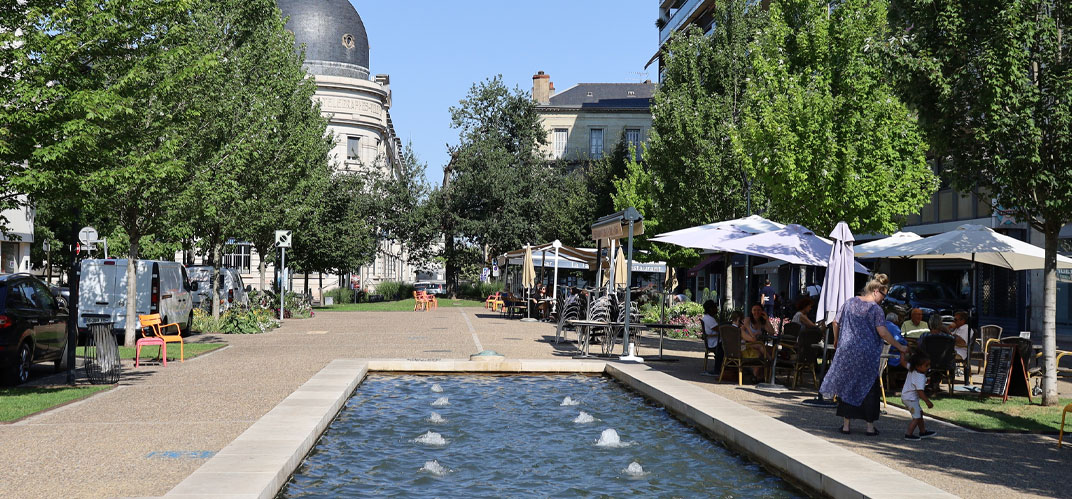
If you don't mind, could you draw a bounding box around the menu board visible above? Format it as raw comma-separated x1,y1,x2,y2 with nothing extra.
980,344,1016,401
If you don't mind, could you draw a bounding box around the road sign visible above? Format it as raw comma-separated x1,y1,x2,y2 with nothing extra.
42,240,50,252
78,226,98,245
492,263,499,278
275,230,292,248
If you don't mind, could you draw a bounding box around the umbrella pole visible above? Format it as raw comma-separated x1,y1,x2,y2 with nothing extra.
552,245,560,315
621,221,641,361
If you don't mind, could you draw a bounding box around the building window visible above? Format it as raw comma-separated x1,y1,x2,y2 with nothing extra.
553,129,567,159
625,128,642,160
347,136,360,161
589,128,604,159
222,242,252,272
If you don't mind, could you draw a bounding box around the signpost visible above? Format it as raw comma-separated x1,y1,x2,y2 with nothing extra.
275,230,292,320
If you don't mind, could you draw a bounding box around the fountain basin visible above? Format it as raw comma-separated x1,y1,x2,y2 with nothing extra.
164,359,956,499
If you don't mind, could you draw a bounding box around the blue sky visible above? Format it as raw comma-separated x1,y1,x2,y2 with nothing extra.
352,1,657,185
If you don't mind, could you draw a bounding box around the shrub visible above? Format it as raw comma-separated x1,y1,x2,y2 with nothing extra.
191,308,222,334
324,287,354,304
374,281,414,301
219,307,278,334
458,281,503,299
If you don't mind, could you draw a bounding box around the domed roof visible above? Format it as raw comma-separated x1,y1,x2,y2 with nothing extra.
278,0,370,79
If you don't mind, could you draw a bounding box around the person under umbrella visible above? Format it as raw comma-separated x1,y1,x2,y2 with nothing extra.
820,274,909,436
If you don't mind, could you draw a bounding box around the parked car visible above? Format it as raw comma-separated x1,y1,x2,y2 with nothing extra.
77,259,194,343
187,266,250,312
0,274,69,385
415,282,446,296
883,281,969,324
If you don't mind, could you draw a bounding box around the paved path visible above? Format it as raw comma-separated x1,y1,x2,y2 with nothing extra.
0,307,1068,498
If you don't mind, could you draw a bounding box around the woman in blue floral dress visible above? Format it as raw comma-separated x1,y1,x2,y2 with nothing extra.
819,274,909,436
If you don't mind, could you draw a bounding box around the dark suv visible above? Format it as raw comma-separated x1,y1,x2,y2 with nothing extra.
0,274,69,385
883,281,968,324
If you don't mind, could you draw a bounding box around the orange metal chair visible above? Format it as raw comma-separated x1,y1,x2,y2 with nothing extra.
413,291,429,311
139,313,184,362
418,290,437,310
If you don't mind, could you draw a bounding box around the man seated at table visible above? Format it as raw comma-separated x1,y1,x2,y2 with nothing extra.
901,308,930,339
950,310,972,380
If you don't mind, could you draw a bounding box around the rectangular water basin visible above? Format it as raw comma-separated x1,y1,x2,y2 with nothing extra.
279,374,804,498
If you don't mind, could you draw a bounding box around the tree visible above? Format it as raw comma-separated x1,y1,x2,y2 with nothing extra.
7,0,220,344
890,0,1072,405
440,76,588,291
371,144,439,272
645,4,765,238
742,0,936,236
286,171,378,277
179,0,327,318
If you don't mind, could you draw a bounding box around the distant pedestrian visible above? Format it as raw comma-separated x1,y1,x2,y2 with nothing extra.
820,274,909,436
760,279,776,317
902,351,937,440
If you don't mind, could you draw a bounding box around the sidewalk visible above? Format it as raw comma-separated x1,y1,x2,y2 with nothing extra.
0,308,1068,498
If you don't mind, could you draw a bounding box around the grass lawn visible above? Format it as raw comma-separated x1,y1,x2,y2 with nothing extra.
0,386,111,422
76,342,226,361
888,394,1072,433
316,298,486,312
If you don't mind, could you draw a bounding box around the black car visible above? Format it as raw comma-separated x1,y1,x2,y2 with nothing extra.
0,274,69,385
883,281,969,323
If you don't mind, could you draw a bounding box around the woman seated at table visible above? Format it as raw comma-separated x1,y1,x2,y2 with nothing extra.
792,297,818,329
927,314,949,335
741,304,775,381
530,285,551,319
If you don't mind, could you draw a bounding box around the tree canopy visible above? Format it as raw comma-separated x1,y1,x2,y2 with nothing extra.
890,0,1072,405
742,0,936,236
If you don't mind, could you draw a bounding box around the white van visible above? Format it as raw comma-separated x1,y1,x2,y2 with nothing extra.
77,259,194,341
187,266,249,311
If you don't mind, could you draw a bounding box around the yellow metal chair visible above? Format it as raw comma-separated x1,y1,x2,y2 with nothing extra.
139,313,184,362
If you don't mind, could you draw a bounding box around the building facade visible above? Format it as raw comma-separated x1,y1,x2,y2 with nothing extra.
531,71,654,163
1,202,33,275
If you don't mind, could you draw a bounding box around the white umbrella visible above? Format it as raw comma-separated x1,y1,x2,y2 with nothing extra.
807,221,858,407
714,224,870,273
522,245,536,320
855,232,924,257
816,222,858,323
649,215,784,249
864,224,1072,270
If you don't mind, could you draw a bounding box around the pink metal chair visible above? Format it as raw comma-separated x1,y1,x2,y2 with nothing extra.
135,336,167,367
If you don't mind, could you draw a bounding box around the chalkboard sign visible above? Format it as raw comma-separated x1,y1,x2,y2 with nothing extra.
980,343,1025,402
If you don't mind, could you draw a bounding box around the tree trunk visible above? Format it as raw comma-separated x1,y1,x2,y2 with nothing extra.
1042,225,1059,406
258,253,266,291
123,237,140,346
211,243,221,320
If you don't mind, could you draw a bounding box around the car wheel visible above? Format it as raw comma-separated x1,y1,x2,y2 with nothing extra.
185,312,193,336
4,342,33,385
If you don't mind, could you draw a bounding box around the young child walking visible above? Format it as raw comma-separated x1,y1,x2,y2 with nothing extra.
902,351,937,440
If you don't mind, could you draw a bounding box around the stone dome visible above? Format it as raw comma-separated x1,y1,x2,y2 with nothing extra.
277,0,370,79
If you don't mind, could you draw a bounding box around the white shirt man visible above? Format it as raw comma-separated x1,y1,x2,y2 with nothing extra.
951,313,971,360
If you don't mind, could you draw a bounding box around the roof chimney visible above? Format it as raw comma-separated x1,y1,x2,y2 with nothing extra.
532,71,550,105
